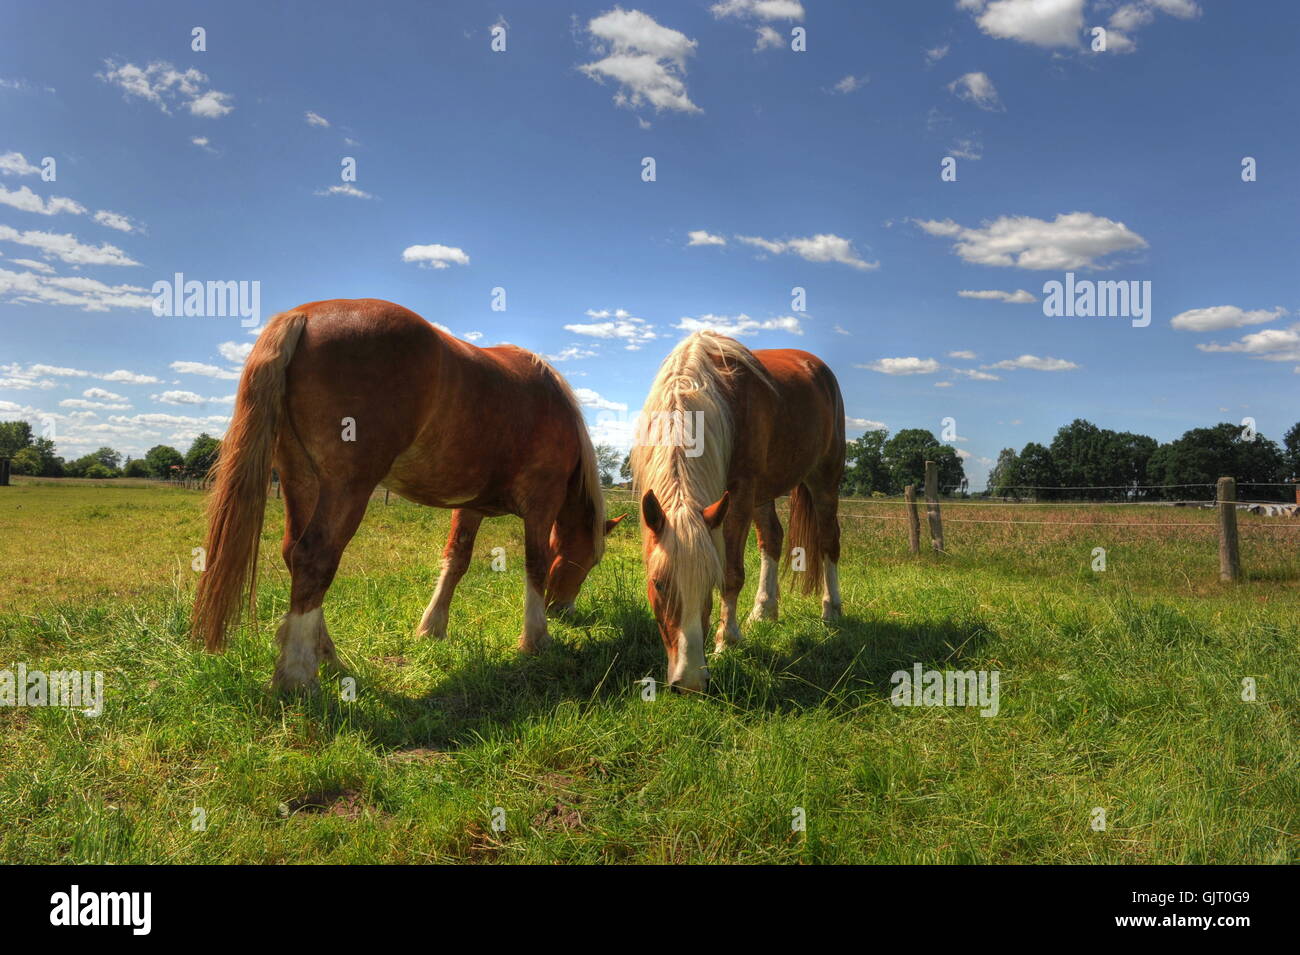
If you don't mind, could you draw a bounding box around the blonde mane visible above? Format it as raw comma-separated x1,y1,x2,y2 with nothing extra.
535,353,607,562
630,332,774,613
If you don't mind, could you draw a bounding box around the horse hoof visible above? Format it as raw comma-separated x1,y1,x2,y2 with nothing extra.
747,603,778,624
518,631,552,654
821,602,842,623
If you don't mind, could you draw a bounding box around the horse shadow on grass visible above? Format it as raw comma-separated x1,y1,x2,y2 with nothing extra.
288,586,994,754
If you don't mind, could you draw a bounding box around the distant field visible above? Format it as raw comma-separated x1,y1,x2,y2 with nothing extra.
0,482,1296,863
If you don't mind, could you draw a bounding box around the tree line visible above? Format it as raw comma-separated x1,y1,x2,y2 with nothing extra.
844,418,1299,501
0,421,220,480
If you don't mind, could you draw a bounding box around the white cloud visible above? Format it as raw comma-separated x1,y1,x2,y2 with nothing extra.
191,136,216,153
574,387,628,412
948,350,977,360
101,369,160,384
548,345,599,362
675,313,803,337
0,151,42,176
845,415,887,431
0,225,141,267
754,26,783,51
1105,0,1201,54
218,341,253,363
83,387,125,401
10,258,52,273
735,232,878,270
93,210,138,233
580,8,702,115
983,354,1079,371
687,229,727,246
401,243,470,269
60,397,130,410
565,308,657,350
953,368,1001,381
958,288,1037,303
711,0,804,21
316,184,374,199
0,183,86,216
858,357,941,375
97,60,234,118
1170,305,1285,332
913,212,1147,270
960,0,1086,48
1196,323,1300,362
947,71,1003,111
170,361,240,380
832,74,869,94
305,111,331,127
949,137,983,160
833,324,851,336
0,266,152,310
924,44,950,66
153,390,227,406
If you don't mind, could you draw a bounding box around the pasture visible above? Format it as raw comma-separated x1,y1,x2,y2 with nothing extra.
0,479,1296,863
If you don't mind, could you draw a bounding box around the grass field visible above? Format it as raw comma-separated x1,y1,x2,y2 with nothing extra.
1,479,1296,863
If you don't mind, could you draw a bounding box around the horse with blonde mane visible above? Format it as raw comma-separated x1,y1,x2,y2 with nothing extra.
630,332,845,692
193,298,619,689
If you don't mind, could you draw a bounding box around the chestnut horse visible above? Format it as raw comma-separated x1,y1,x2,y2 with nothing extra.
630,332,845,692
193,298,617,689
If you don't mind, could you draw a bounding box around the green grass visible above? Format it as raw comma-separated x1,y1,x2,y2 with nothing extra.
0,482,1296,863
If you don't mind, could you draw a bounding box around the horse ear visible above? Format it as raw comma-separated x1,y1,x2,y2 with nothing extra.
641,490,665,535
604,514,627,536
701,491,730,529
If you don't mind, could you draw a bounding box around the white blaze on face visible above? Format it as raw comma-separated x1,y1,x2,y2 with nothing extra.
671,618,709,690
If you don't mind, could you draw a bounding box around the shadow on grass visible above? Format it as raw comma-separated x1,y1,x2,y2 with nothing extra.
247,579,993,753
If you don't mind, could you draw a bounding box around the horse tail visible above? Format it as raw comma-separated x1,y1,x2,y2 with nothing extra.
784,482,823,595
192,310,308,651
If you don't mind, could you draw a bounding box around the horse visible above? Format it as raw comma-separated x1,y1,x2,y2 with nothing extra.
630,332,845,692
192,298,620,689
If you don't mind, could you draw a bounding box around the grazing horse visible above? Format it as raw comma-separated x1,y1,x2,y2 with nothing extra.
193,298,618,689
630,332,845,692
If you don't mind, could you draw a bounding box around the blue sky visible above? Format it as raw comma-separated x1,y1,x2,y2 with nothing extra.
1,0,1296,488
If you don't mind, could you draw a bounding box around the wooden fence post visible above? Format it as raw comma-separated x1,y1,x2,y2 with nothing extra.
904,484,920,554
1217,476,1240,582
0,458,9,486
384,488,390,505
924,460,944,553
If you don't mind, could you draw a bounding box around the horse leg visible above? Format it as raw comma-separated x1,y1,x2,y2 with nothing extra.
418,508,484,638
714,492,753,652
519,509,556,653
274,481,373,690
747,500,782,623
811,484,842,621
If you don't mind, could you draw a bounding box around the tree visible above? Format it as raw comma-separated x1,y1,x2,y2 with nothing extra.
1147,423,1288,501
1014,442,1059,499
986,448,1020,498
0,420,34,459
89,446,122,472
144,444,185,478
593,443,620,487
9,446,43,475
185,434,221,477
123,458,152,477
1284,422,1300,482
619,453,632,483
843,428,889,496
882,429,964,495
